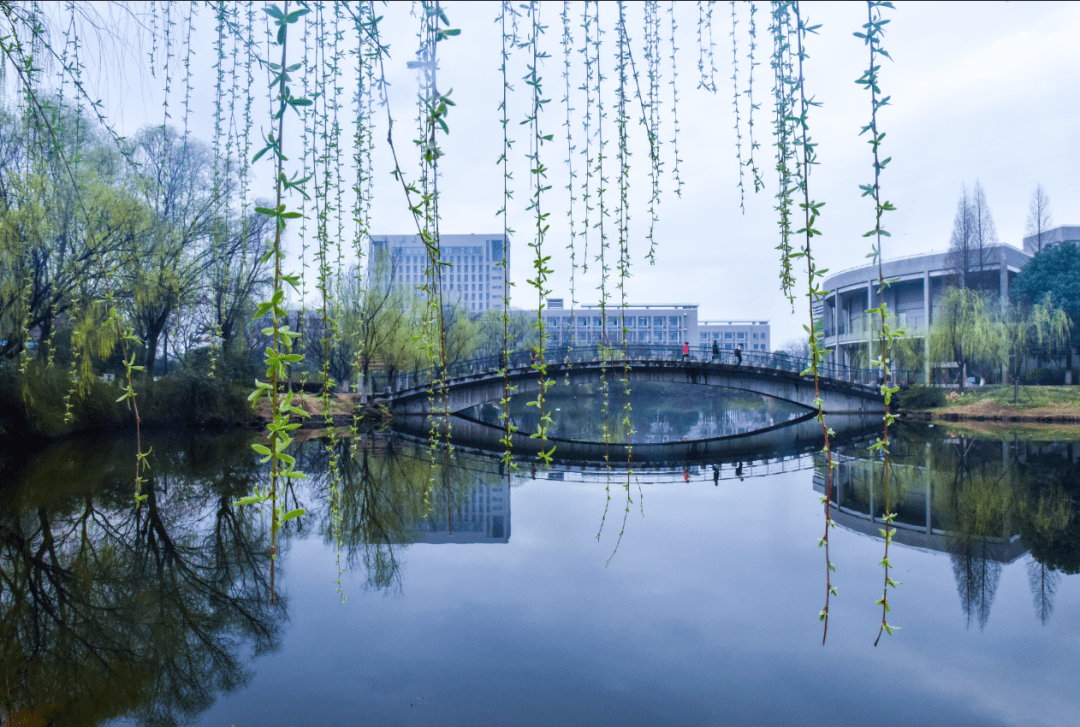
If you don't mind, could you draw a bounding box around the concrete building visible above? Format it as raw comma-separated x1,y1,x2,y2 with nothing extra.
368,233,508,314
1022,224,1080,255
817,243,1030,376
697,320,771,353
540,299,699,347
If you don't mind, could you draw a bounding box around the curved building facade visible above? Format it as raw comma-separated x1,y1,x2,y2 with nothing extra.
817,244,1031,378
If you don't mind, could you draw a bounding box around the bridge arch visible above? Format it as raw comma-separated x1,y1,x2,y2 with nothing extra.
379,353,885,416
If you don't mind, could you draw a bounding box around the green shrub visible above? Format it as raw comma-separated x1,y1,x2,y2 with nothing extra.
0,361,254,439
894,385,945,410
1023,368,1066,385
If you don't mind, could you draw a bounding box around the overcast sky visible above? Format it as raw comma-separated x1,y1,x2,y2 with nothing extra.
87,2,1080,346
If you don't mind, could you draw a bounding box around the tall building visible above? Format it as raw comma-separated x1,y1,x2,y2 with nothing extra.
368,233,508,314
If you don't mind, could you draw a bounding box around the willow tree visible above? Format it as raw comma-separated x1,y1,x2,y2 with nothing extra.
1000,296,1070,403
929,287,998,391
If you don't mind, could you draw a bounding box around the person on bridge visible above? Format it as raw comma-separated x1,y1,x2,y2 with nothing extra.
712,464,720,485
682,341,690,362
711,340,720,362
734,344,743,366
683,467,690,483
498,349,506,370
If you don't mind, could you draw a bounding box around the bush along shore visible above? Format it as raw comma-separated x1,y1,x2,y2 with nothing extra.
0,363,391,442
895,384,1080,424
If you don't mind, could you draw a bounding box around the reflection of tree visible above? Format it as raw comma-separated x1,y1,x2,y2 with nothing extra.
1026,559,1059,626
831,427,1080,628
0,432,283,727
299,435,494,594
950,540,1001,631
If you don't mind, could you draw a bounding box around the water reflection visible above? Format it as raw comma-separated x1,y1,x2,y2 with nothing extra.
3,424,1080,723
821,425,1080,628
0,432,283,727
462,382,809,443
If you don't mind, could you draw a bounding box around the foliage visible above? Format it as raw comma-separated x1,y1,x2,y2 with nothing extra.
893,384,944,410
1012,241,1080,344
928,287,999,391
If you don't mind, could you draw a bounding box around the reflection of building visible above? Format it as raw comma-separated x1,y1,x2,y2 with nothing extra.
415,479,511,544
817,243,1029,375
812,452,1027,564
369,233,508,314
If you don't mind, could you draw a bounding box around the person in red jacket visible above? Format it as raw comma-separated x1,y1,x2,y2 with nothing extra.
682,341,689,362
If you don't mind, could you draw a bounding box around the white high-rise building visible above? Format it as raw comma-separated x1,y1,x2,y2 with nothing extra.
368,233,509,314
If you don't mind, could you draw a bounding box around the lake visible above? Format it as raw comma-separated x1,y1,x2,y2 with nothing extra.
1,396,1078,726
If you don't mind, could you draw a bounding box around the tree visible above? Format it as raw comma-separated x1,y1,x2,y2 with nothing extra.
0,107,146,365
124,125,220,383
999,296,1070,403
1025,184,1053,254
946,182,997,290
928,287,998,391
1012,242,1080,379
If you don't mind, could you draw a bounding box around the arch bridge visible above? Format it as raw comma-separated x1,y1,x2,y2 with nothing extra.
372,344,891,416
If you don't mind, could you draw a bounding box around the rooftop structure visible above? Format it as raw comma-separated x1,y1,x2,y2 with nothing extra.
1022,224,1080,255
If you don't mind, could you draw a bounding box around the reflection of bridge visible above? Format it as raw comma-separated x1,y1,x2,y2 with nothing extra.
393,410,882,468
374,345,888,416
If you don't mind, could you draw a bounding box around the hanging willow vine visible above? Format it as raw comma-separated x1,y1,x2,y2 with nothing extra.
856,0,901,645
0,1,909,633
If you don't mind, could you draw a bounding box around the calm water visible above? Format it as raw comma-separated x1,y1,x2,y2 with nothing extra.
2,406,1080,726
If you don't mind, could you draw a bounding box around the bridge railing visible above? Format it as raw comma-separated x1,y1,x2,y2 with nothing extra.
366,344,922,396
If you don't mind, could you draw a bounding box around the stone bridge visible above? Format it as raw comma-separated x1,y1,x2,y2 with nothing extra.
375,349,886,417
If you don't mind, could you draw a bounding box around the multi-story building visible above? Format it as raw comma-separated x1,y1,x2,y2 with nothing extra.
540,299,699,347
817,242,1030,376
368,233,509,314
697,320,771,353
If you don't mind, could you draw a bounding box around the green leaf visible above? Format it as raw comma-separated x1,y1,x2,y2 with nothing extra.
281,507,305,521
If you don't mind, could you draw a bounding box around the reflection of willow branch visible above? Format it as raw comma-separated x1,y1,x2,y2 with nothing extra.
1027,558,1058,626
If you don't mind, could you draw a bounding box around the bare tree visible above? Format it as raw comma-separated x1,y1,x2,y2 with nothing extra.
971,180,998,260
1025,184,1053,254
946,184,994,290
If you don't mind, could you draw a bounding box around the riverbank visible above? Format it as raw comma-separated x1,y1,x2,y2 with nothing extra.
899,384,1080,425
0,365,392,442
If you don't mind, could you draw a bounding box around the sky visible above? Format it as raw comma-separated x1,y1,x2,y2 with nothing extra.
57,1,1080,347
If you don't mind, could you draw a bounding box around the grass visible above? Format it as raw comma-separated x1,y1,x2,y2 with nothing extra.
922,384,1080,423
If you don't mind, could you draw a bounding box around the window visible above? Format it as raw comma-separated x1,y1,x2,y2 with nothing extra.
592,317,603,328
654,316,665,328
725,343,733,350
627,317,636,328
700,333,709,341
713,333,720,340
737,332,745,340
578,317,587,328
608,316,619,327
669,316,680,328
669,331,679,342
639,317,649,328
725,332,733,340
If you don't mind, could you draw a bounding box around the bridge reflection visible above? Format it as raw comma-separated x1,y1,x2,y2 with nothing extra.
393,411,882,467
